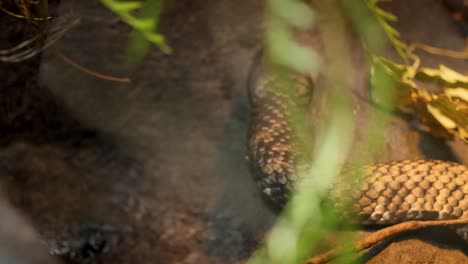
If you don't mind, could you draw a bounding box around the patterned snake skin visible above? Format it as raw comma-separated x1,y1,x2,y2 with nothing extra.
247,59,468,240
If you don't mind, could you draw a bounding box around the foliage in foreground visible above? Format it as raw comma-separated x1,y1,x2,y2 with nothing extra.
250,0,468,263
99,0,171,60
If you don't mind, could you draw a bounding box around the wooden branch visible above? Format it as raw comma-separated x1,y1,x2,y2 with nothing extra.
306,218,468,264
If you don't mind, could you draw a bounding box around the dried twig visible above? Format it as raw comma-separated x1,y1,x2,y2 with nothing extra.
1,13,131,83
407,42,468,59
52,46,131,83
0,15,80,62
306,218,468,264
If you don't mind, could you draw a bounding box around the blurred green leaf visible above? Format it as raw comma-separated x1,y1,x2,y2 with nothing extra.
374,7,397,21
100,0,171,61
265,1,319,74
365,0,408,62
372,56,407,76
370,55,413,108
269,0,315,29
111,1,143,12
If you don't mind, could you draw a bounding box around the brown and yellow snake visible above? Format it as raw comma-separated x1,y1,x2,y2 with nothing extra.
247,58,468,241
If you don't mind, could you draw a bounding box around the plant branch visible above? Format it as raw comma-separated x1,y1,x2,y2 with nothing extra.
306,218,468,264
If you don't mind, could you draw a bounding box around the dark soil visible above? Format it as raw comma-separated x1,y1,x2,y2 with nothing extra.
0,0,466,263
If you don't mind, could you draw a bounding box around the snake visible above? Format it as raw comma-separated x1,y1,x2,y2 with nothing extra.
247,57,468,241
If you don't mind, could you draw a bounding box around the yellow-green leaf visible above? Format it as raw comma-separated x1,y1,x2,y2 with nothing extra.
444,87,468,102
415,65,468,88
101,1,142,12
427,104,457,129
374,7,397,21
427,95,468,143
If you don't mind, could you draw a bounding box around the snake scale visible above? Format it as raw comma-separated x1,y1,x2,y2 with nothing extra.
247,58,468,240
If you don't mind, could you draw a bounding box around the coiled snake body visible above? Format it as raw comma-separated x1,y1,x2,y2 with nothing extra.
247,59,468,240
